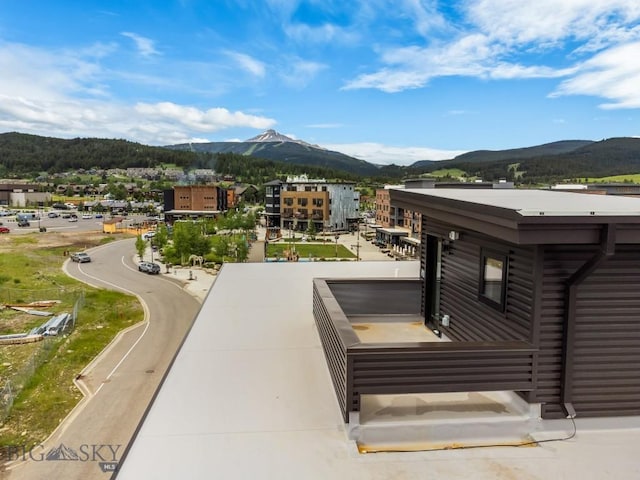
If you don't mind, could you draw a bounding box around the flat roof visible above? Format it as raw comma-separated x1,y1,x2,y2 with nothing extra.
376,227,409,235
397,188,640,217
116,262,640,479
164,209,221,215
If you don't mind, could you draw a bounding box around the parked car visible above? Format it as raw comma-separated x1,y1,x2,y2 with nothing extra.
138,261,161,274
48,212,60,218
68,217,78,222
142,231,156,240
82,214,93,219
95,213,103,218
70,252,91,263
17,220,30,227
0,226,9,234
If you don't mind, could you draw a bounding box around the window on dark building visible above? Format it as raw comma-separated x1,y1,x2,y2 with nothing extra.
479,250,508,311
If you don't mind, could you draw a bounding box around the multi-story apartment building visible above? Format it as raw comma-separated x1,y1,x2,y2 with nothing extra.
264,180,283,239
279,176,359,233
263,176,360,235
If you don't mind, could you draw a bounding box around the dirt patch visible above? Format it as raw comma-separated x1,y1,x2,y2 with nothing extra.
0,231,112,253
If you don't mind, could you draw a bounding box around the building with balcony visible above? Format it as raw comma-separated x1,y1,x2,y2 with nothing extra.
315,188,640,427
270,175,359,233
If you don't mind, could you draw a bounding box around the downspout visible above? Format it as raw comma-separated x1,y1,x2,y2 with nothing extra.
561,223,616,418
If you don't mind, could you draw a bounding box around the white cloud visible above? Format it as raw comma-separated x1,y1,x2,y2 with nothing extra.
344,0,640,109
279,58,327,88
466,0,640,47
284,23,360,44
401,0,448,37
120,32,160,57
134,102,276,131
321,142,466,165
226,51,266,78
0,41,276,145
0,42,103,99
550,41,640,109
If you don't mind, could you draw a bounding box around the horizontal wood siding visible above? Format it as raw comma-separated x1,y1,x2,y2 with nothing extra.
420,216,428,317
425,221,534,343
539,245,600,418
572,246,640,417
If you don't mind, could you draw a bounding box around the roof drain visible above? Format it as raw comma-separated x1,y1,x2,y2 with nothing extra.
561,223,616,419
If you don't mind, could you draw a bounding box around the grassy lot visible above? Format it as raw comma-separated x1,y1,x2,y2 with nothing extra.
267,242,356,259
425,168,468,179
0,232,143,447
588,174,640,183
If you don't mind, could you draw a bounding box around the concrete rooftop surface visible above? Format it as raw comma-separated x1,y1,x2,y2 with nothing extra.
115,261,640,480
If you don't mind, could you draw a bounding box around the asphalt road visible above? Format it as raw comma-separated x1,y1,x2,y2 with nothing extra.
4,238,201,479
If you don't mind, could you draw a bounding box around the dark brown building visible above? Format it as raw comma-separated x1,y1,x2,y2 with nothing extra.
314,188,640,422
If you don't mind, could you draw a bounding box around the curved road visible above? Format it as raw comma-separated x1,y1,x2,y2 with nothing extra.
5,238,201,479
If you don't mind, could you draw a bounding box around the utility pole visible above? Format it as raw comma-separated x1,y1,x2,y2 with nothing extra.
351,218,361,261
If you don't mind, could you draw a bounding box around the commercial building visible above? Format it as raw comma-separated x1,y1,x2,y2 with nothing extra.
163,185,228,223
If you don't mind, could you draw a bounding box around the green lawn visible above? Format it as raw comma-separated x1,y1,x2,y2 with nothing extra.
267,242,356,259
589,174,640,183
0,235,143,447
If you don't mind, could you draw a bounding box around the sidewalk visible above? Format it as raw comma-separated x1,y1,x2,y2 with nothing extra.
142,247,217,303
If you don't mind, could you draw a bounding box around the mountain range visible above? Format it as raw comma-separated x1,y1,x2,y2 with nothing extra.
167,129,381,176
2,130,640,183
169,130,640,182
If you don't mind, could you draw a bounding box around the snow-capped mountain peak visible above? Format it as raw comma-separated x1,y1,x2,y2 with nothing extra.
244,129,324,150
245,129,292,143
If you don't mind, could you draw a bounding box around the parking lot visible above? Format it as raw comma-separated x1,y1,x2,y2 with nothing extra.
0,211,151,235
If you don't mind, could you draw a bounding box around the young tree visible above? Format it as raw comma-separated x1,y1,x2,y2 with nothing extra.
171,221,211,264
306,221,317,240
235,239,249,262
135,235,146,260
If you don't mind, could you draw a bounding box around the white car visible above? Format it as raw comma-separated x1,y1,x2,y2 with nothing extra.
82,214,93,219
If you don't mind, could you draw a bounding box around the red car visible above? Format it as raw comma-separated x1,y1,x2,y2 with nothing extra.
0,226,9,234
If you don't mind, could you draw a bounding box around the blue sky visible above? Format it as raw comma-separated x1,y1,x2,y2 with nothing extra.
1,1,639,165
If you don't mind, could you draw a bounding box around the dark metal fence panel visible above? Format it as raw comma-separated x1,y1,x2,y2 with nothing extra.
314,278,537,423
313,280,352,422
349,342,536,406
327,280,421,316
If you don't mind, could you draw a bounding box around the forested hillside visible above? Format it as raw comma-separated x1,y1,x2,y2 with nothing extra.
169,138,381,176
419,138,640,183
197,152,364,185
0,132,201,175
2,131,640,186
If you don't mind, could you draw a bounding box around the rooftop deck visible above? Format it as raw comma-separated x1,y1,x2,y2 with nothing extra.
115,262,640,480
